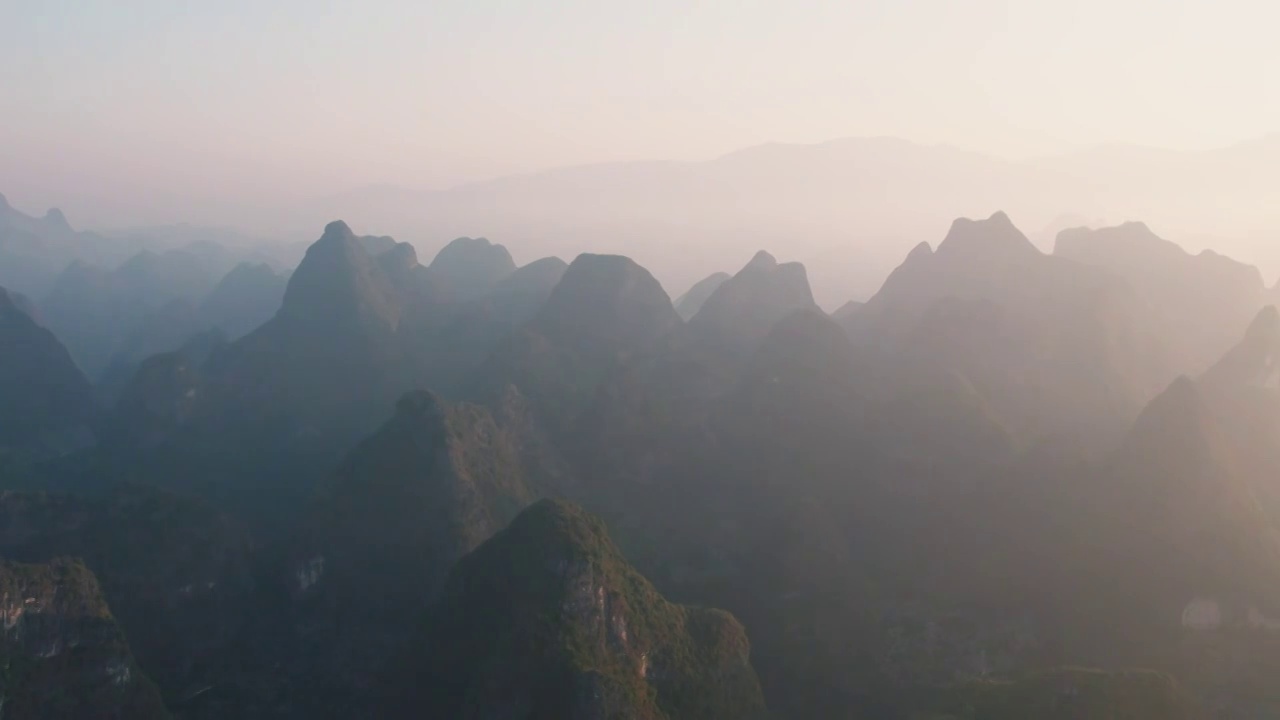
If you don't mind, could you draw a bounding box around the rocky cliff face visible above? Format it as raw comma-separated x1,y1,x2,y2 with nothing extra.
0,487,255,712
0,557,170,719
390,499,767,720
275,389,546,713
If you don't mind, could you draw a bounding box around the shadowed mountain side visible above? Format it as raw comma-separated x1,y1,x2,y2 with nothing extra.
0,486,256,711
387,499,768,720
241,389,555,715
0,286,97,456
688,250,819,353
0,557,171,719
465,253,681,434
422,236,517,302
400,255,569,394
197,262,289,341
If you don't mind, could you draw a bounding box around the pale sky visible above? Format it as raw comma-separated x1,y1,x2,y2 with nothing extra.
2,0,1278,224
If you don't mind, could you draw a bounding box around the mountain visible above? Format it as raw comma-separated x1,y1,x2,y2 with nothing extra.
105,330,225,450
312,135,1280,306
96,223,560,536
278,390,545,713
1099,377,1280,615
397,255,570,395
846,211,1174,450
308,138,1082,305
389,498,768,720
272,220,401,334
423,236,517,302
197,262,289,340
85,221,422,533
1006,369,1280,702
571,252,822,482
484,255,568,323
201,221,411,434
468,253,681,433
688,250,818,353
0,486,256,713
0,194,106,299
1055,222,1271,374
94,298,208,402
673,271,730,320
39,247,227,379
830,299,863,320
1201,305,1280,392
0,556,171,719
0,286,96,455
357,234,399,256
1195,306,1280,519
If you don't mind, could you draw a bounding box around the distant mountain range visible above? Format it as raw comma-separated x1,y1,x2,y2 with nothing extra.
311,135,1280,308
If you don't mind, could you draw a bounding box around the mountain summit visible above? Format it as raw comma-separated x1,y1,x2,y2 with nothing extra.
425,236,517,301
689,250,818,350
533,253,681,351
934,210,1038,262
277,220,400,333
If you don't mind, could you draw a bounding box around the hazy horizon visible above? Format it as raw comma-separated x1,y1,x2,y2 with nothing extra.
5,1,1279,305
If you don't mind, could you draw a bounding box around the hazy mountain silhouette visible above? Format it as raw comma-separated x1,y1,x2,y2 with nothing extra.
1193,306,1280,523
689,250,819,352
673,271,730,319
1100,376,1280,614
0,286,96,455
0,194,116,299
847,211,1174,449
315,136,1280,307
1056,222,1272,374
468,253,681,433
423,236,517,302
830,299,864,320
39,248,227,379
484,255,568,321
197,262,289,340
